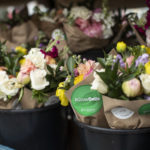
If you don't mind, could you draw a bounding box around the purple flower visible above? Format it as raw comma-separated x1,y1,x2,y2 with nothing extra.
135,53,149,67
40,46,58,58
39,43,45,48
114,54,125,68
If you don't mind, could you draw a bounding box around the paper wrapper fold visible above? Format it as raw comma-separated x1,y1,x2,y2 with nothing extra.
21,88,42,109
103,96,150,129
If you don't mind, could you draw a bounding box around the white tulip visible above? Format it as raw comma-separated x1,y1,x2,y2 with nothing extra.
91,69,108,94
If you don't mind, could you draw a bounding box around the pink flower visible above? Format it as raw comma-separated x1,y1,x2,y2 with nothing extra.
20,59,36,75
77,60,96,78
125,55,134,69
7,12,13,19
75,17,90,30
83,22,102,38
40,46,58,58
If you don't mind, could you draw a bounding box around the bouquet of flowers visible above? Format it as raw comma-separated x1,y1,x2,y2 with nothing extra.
0,41,24,109
63,0,115,52
15,38,67,109
90,41,150,129
56,55,98,106
0,6,38,51
128,0,150,46
32,6,68,39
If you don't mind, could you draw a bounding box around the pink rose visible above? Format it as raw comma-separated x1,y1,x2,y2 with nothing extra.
77,60,96,78
83,22,102,38
20,59,36,75
75,17,90,30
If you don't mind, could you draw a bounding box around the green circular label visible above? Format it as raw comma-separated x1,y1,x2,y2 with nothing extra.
71,85,103,116
139,103,150,115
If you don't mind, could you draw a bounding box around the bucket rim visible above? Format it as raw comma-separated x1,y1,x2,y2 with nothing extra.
74,118,150,134
0,101,60,113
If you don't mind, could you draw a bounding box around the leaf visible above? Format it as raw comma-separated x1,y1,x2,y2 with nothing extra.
97,58,105,68
47,65,54,76
18,88,24,101
67,56,75,75
56,60,64,72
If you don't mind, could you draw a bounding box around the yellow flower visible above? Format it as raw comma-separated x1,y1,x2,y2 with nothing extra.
19,58,26,65
116,41,126,53
15,46,27,55
141,45,146,49
145,61,150,74
146,47,150,54
74,75,84,85
56,82,69,106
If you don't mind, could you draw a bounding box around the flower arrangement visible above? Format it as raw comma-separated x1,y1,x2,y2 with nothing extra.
92,41,150,100
0,41,23,104
67,2,114,39
129,0,150,46
56,55,98,106
17,38,67,104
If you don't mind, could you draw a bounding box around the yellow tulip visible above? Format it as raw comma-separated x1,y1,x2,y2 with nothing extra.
116,41,126,53
145,61,150,74
15,46,27,55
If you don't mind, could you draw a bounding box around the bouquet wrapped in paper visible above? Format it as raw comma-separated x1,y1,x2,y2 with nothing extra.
56,55,108,127
128,0,150,46
63,2,115,52
0,6,38,51
91,41,150,129
16,38,68,109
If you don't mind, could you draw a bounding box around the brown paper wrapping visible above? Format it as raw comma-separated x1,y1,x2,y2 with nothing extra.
0,99,15,109
103,96,150,129
0,20,38,51
39,21,60,39
63,23,109,53
21,88,42,109
65,72,108,128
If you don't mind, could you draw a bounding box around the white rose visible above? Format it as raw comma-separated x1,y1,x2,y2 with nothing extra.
70,6,92,20
25,48,46,69
51,29,65,40
0,70,9,85
91,69,108,94
63,8,69,17
139,74,150,95
92,12,101,22
0,78,19,97
102,26,113,39
30,69,49,90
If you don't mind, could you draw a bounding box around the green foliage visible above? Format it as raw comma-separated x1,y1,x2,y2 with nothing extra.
32,90,48,104
0,41,23,76
46,60,67,93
